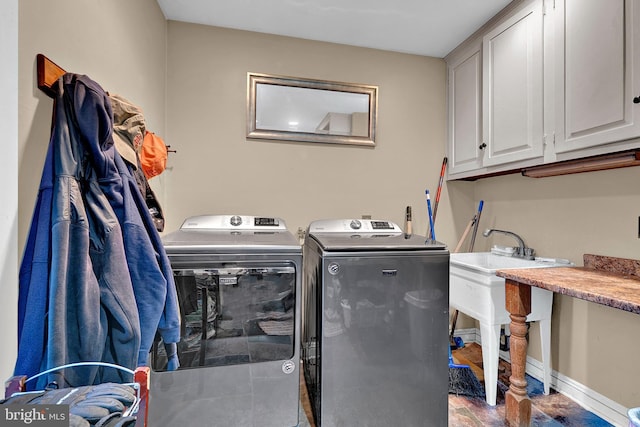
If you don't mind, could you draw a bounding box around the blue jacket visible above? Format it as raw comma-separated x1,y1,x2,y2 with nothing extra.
16,74,180,387
85,100,181,367
16,141,54,383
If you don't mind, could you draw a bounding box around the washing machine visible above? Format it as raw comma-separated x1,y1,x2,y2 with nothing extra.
149,215,302,427
302,219,449,426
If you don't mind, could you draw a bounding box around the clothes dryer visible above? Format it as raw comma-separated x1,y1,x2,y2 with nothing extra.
302,219,449,426
149,215,302,427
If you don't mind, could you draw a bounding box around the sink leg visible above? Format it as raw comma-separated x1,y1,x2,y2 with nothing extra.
539,318,551,395
479,322,501,406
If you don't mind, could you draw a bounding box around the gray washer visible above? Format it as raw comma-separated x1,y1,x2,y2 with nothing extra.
149,215,302,427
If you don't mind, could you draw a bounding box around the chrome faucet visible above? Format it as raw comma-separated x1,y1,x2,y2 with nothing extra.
482,229,535,260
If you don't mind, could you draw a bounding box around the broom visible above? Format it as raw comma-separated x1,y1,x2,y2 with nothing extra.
424,182,484,398
450,200,485,349
447,201,486,398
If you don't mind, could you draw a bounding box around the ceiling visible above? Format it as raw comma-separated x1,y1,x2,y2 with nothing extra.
156,0,512,58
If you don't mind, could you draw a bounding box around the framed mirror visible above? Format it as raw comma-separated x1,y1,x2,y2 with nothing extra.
247,73,378,146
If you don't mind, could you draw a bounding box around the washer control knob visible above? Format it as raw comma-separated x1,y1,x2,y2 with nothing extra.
350,219,362,230
282,360,295,374
230,215,242,226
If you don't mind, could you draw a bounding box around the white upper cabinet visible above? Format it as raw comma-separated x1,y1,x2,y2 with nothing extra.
553,0,640,155
447,42,483,175
446,0,640,180
446,0,545,179
482,0,544,166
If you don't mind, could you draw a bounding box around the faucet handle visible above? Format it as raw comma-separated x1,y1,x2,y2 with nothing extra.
523,247,535,259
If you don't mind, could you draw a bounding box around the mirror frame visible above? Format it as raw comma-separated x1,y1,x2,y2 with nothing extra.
247,72,378,147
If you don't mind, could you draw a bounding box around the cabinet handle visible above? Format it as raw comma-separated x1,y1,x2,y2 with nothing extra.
479,143,487,150
634,96,640,104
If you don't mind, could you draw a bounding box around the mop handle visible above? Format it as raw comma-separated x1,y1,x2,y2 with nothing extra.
468,200,484,252
432,157,447,223
426,190,436,240
454,216,476,253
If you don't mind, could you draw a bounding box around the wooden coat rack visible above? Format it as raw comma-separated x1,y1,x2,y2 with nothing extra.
36,53,175,154
36,54,65,98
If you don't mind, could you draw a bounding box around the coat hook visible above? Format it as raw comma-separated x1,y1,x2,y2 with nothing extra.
166,145,177,154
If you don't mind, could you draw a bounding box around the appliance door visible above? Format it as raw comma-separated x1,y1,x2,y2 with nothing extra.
320,250,449,427
150,261,300,427
153,263,296,369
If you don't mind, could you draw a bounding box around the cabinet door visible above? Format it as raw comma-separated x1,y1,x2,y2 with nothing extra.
447,43,483,175
554,0,640,153
482,0,544,166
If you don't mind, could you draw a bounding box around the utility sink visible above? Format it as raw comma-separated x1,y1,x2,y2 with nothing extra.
449,252,572,406
451,252,571,274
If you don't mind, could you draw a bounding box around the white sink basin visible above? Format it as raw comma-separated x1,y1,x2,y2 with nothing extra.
449,252,572,406
450,252,570,274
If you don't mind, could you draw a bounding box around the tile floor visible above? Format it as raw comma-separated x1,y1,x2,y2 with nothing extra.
447,374,612,426
447,343,613,426
298,343,614,427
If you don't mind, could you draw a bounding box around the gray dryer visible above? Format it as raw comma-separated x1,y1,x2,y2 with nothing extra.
302,219,449,426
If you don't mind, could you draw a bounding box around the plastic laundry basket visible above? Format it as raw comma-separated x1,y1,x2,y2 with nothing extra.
404,288,443,361
629,407,640,427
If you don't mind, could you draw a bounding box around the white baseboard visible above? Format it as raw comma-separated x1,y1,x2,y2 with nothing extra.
454,328,629,427
453,327,479,347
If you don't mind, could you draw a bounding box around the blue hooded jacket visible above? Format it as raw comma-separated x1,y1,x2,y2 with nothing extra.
16,73,180,387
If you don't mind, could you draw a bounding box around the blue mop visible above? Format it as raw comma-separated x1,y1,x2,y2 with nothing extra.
448,345,485,397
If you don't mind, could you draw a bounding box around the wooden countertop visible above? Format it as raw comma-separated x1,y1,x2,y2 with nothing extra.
496,253,640,314
496,266,640,314
495,254,640,426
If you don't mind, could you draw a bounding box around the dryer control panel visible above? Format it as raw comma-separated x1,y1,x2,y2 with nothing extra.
308,219,402,234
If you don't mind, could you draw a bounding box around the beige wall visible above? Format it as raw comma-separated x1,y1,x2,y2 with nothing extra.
1,0,19,384
163,22,452,242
